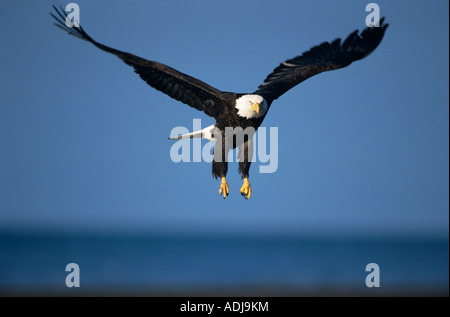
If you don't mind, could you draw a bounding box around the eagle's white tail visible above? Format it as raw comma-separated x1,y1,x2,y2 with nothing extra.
169,124,217,141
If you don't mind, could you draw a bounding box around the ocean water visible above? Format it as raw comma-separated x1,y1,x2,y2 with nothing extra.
0,231,448,295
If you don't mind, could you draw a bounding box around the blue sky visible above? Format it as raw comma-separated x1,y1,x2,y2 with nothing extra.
0,0,448,236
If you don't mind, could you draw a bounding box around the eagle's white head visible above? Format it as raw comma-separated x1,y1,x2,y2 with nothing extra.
235,94,268,119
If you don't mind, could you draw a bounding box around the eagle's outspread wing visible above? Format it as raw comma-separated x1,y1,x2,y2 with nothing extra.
254,18,389,104
50,6,226,118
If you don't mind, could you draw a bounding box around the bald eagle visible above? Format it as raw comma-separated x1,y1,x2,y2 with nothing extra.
50,6,388,199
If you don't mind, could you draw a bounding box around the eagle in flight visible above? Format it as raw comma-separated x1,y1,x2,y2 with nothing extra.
51,6,388,199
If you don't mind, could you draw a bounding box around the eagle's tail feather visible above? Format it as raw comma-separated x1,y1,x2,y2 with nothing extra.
168,124,217,141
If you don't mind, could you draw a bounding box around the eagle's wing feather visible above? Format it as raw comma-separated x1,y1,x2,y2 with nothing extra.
51,6,226,118
254,19,389,103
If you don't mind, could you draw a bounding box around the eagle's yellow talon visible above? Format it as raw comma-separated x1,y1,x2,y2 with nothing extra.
240,178,252,199
219,177,229,199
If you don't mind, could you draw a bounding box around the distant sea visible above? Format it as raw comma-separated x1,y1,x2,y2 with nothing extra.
0,231,448,296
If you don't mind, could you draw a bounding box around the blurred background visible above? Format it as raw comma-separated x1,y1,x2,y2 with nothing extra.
0,0,448,296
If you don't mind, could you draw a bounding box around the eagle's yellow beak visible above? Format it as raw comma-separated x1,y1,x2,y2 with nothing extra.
251,102,260,115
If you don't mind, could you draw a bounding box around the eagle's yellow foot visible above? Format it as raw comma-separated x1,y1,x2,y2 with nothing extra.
240,178,252,199
219,177,229,199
